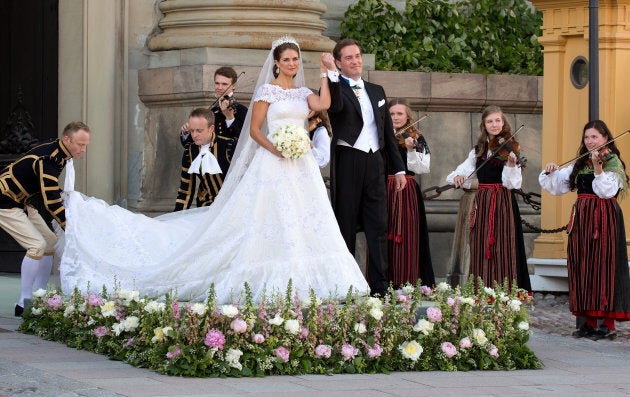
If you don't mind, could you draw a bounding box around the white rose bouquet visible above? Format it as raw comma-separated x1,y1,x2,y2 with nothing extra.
270,123,311,159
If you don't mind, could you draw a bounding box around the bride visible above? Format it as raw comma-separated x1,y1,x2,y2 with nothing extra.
58,36,370,303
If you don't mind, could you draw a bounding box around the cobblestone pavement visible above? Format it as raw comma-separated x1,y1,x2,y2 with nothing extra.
528,292,630,343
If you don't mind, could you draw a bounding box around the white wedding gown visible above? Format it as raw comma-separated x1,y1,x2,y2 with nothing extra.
59,84,369,303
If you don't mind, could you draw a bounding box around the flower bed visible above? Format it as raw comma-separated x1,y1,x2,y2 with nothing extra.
18,279,542,377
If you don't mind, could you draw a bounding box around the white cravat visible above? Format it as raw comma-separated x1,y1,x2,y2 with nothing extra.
64,158,75,192
188,144,222,175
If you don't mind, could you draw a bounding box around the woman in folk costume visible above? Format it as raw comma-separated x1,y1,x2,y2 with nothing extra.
446,106,531,291
384,98,435,288
540,119,630,340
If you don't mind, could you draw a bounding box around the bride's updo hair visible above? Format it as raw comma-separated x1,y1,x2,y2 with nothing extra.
272,41,300,78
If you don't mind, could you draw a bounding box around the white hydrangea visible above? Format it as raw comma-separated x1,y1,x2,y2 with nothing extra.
284,319,300,335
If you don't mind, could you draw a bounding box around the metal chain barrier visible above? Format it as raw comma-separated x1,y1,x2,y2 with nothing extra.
512,188,568,233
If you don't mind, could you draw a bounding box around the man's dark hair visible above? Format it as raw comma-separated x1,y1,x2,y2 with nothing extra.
333,38,361,61
214,66,238,84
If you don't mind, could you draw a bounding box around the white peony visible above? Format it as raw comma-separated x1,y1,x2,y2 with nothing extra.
190,303,206,316
399,340,423,361
413,319,434,335
220,304,239,318
284,319,300,335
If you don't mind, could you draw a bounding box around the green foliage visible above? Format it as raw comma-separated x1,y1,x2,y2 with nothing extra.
340,0,543,75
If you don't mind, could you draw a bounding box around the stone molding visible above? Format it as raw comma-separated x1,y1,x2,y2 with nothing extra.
148,0,336,51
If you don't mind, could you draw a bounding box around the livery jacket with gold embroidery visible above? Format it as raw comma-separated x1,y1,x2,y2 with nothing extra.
0,139,72,228
179,102,247,174
174,143,223,211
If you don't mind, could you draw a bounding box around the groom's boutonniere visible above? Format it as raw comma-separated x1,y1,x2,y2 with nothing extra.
377,99,385,107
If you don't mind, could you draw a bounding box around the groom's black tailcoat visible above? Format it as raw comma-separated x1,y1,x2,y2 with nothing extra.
327,78,405,296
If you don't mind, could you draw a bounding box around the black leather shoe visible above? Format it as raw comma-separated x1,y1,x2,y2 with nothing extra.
14,304,24,317
572,323,595,338
589,326,617,341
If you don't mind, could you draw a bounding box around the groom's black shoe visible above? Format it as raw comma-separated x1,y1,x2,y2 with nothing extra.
14,304,24,317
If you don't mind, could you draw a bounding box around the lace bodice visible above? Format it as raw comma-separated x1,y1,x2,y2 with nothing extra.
254,84,312,135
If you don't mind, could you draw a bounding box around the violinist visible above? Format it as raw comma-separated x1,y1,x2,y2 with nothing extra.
540,120,630,340
376,98,435,288
446,105,531,291
178,67,248,204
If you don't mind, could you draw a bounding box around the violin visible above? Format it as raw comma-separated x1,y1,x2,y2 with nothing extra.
586,147,614,168
487,131,527,167
394,114,428,151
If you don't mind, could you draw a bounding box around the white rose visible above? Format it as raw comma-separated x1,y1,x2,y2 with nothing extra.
268,314,284,326
123,316,139,332
472,328,488,346
100,301,117,317
190,303,206,316
63,305,75,318
144,300,166,313
367,297,383,309
369,307,384,321
220,304,239,318
518,321,530,331
399,340,423,361
33,289,47,298
31,307,42,316
413,319,434,335
436,282,451,292
483,287,496,297
354,323,367,334
402,285,415,295
284,319,300,335
508,299,522,312
459,297,475,306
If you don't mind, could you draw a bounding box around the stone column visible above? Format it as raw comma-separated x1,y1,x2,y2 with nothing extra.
148,0,336,52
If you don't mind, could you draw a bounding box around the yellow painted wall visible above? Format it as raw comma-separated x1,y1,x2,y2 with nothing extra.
532,0,630,258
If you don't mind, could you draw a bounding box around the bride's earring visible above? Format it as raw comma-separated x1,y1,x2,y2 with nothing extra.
275,66,279,74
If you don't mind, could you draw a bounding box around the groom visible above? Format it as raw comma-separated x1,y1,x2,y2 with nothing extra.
0,121,91,316
326,38,407,297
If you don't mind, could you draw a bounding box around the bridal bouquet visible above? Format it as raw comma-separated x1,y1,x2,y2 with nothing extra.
270,123,310,159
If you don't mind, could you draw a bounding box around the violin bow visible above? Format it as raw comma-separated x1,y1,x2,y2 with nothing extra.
544,129,630,174
394,113,429,138
422,124,526,200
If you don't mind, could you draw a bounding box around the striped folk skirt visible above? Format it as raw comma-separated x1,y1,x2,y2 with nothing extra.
567,194,630,320
469,183,531,291
386,175,435,288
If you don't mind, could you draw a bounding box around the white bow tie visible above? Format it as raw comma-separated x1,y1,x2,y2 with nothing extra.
188,144,222,175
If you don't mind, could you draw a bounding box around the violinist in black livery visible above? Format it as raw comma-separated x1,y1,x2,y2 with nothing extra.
540,120,630,340
179,67,248,204
376,98,435,288
446,105,531,291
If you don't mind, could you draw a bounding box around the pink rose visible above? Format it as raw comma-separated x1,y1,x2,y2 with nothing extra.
87,293,103,307
299,326,310,339
441,341,457,358
315,344,332,359
489,345,499,359
367,344,383,359
93,326,109,338
274,346,290,363
340,344,359,361
46,294,63,310
252,333,265,344
446,297,455,307
426,307,442,322
421,285,432,296
459,337,473,349
230,318,247,334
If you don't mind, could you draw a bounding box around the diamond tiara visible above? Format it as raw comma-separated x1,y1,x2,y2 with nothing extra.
271,35,300,51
